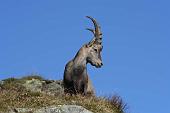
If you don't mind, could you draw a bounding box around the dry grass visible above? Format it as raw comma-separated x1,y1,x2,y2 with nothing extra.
0,76,127,113
21,75,44,81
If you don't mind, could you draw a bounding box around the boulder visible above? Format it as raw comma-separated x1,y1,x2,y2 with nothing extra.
22,79,64,96
22,79,44,92
0,80,4,85
42,80,64,96
11,105,93,113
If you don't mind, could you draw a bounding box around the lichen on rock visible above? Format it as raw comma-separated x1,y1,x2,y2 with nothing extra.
10,105,93,113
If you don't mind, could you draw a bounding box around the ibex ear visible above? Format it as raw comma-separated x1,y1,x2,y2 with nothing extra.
94,38,102,45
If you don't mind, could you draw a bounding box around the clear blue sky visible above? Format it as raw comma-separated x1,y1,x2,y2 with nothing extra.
0,0,169,113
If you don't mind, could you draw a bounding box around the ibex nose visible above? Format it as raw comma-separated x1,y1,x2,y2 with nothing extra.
101,62,103,66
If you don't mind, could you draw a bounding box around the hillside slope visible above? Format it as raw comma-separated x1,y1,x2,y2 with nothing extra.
0,75,127,113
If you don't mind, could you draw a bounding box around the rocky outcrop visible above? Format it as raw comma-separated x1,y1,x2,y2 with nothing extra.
10,105,93,113
2,78,93,113
42,80,64,96
22,79,64,96
22,78,44,92
0,76,126,113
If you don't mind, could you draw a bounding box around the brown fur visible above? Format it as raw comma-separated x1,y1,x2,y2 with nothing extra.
63,16,102,95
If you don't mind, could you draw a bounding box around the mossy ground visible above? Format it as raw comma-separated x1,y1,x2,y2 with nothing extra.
0,75,127,113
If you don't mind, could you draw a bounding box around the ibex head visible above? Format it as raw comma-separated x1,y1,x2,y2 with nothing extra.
85,16,103,68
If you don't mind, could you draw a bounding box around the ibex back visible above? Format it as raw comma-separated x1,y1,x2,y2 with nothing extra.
63,16,103,95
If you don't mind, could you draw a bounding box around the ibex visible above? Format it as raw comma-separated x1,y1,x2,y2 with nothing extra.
63,16,103,95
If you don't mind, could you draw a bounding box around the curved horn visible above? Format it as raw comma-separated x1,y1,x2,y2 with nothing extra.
86,16,101,37
86,28,95,35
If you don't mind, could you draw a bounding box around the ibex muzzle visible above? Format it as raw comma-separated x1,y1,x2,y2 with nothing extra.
63,16,103,95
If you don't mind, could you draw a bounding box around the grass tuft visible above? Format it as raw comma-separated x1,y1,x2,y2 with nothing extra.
107,95,128,113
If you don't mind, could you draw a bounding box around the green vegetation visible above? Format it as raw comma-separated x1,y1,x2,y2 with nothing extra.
0,75,127,113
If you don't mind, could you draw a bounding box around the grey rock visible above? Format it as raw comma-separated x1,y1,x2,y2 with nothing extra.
42,80,64,96
10,105,93,113
22,79,44,92
22,79,64,96
0,80,4,85
11,108,35,113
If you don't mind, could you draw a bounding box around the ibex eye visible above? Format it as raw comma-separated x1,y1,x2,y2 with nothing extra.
94,49,98,52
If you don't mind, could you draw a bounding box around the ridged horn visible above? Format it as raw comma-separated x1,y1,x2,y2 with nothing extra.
86,16,101,37
86,28,95,35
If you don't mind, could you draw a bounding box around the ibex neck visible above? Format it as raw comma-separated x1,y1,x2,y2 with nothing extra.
73,47,87,68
